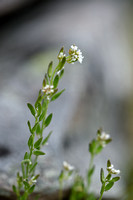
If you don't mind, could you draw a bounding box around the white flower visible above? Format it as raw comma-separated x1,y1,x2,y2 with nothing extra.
63,161,74,171
29,176,37,185
98,132,110,140
107,164,120,175
58,52,66,60
97,131,111,147
42,84,54,95
68,45,84,64
71,45,78,51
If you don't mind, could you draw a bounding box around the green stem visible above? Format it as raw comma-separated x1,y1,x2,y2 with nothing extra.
87,154,94,190
59,180,63,200
99,183,105,200
21,163,25,179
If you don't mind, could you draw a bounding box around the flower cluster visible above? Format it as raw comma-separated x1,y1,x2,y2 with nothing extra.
67,45,84,64
97,130,111,147
63,161,75,171
107,163,120,175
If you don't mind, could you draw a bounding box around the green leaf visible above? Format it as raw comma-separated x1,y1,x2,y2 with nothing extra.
42,131,52,145
12,185,17,193
57,57,66,71
29,162,38,173
32,174,40,180
33,150,45,156
95,145,103,154
89,139,96,154
23,181,30,189
53,74,59,88
106,173,112,181
34,137,43,149
36,123,41,135
44,113,53,127
31,122,38,134
27,120,32,133
107,160,111,167
88,165,95,177
35,103,41,117
35,92,42,107
39,110,46,121
105,182,114,191
27,103,36,116
51,89,65,101
111,177,120,182
100,168,105,183
42,78,46,87
45,73,49,84
28,135,34,149
24,152,29,160
42,99,48,111
47,61,53,77
59,69,64,79
28,185,35,194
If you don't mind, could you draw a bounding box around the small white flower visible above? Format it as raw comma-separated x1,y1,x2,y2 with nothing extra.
107,164,114,170
42,84,54,95
58,52,66,60
98,132,110,140
107,163,120,175
71,45,78,51
29,176,37,185
63,161,74,171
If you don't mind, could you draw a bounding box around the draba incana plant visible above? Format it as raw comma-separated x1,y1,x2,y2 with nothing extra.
12,45,84,200
59,129,120,200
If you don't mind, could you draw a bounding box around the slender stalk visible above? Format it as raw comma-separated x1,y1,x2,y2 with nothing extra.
98,183,105,200
87,154,94,190
59,180,63,200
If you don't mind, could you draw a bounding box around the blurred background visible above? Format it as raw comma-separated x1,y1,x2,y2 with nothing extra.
0,0,133,199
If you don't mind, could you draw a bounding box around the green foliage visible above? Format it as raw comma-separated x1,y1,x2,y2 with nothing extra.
27,103,35,117
59,130,120,200
51,89,65,101
13,45,120,200
33,150,45,156
42,131,52,145
44,113,53,127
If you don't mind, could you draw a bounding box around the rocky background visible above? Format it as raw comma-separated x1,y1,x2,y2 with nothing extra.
0,0,133,199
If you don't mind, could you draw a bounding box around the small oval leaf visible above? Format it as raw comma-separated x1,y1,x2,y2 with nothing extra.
51,89,65,101
100,168,105,183
27,103,35,116
53,75,59,88
33,150,45,156
28,185,35,194
44,113,53,127
34,137,43,149
28,135,34,149
47,61,53,77
111,177,120,182
105,182,114,191
42,131,52,145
